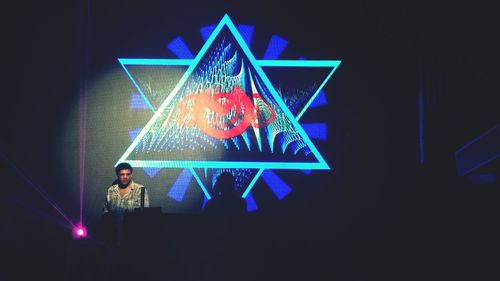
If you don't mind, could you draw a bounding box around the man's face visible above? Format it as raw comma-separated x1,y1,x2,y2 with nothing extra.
117,169,132,187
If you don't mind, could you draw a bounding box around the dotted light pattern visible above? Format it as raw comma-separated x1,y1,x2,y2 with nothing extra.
131,37,310,159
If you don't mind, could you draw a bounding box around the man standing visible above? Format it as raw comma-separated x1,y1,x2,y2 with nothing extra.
100,163,150,280
103,162,149,214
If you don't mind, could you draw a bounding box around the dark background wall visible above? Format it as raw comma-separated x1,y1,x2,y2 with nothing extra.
3,1,499,280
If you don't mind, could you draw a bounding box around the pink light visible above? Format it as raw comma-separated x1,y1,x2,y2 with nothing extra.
72,225,87,239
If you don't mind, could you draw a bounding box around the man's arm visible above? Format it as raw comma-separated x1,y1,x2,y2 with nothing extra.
144,187,150,208
103,190,110,214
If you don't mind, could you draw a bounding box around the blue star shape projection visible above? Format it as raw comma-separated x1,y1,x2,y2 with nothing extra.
116,14,341,209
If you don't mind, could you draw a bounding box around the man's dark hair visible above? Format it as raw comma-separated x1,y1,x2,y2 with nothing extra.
115,162,133,176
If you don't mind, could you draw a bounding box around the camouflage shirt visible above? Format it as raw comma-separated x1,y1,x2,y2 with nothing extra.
103,181,149,214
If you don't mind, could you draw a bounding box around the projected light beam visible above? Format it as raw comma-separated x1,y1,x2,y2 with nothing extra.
1,151,77,229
